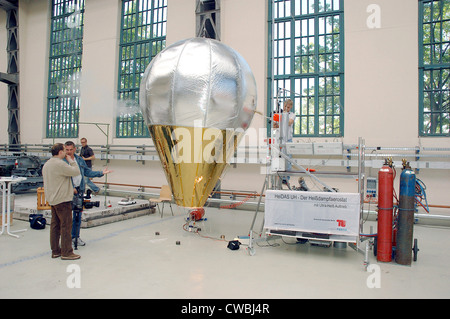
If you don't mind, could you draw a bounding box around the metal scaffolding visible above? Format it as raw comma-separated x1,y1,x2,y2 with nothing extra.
196,0,220,40
0,0,20,150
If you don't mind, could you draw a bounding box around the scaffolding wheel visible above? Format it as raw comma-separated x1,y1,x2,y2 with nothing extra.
412,238,419,262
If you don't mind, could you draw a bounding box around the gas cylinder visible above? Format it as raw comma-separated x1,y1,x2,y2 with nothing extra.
395,162,416,266
377,161,394,262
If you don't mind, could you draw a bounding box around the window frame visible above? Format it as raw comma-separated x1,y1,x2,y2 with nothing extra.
418,0,450,137
116,0,167,138
46,0,85,138
268,0,345,138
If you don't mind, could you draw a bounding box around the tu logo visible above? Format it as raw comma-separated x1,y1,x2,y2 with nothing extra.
337,219,346,227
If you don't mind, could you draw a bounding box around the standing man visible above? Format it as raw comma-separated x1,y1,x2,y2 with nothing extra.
79,137,99,193
64,141,113,247
80,137,95,168
42,143,81,260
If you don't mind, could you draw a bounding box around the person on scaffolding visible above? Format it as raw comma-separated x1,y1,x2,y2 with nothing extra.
273,99,295,187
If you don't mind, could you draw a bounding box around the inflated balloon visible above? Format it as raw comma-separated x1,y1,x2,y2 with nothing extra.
140,37,257,209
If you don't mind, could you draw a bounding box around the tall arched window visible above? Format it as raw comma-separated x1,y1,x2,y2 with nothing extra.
268,0,344,137
47,0,85,138
117,0,167,138
419,0,450,136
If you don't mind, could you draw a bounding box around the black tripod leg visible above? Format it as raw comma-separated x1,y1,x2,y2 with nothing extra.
73,210,81,250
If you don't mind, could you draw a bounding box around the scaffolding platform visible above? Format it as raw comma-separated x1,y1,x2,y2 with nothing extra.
11,192,155,228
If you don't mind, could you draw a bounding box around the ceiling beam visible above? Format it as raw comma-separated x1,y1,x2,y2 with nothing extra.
0,0,18,11
0,72,18,85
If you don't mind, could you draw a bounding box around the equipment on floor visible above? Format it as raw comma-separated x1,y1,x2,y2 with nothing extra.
0,155,45,192
396,161,417,265
373,159,420,265
377,159,394,262
248,124,369,262
189,208,205,222
83,200,100,209
183,208,207,234
79,189,100,209
0,156,15,176
264,190,361,244
29,213,46,230
72,188,84,250
227,240,241,250
71,188,100,250
414,178,429,213
366,177,377,198
118,197,137,206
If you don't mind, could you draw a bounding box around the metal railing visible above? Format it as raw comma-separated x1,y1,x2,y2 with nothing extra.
1,143,450,170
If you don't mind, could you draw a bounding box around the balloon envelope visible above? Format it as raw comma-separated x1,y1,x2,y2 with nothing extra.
140,38,257,208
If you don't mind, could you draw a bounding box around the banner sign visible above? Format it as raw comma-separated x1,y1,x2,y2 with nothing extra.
264,190,361,238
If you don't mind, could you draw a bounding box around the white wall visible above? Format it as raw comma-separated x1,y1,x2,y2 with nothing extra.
345,0,419,147
77,0,120,146
166,0,196,45
18,0,49,144
221,0,267,133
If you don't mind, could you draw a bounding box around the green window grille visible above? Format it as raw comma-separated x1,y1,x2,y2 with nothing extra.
419,0,450,136
117,0,167,138
47,0,85,138
268,0,344,137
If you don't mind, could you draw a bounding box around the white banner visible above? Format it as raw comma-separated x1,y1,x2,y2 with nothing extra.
264,190,361,237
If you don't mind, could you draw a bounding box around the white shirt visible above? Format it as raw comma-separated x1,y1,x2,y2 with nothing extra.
286,112,295,141
71,161,82,188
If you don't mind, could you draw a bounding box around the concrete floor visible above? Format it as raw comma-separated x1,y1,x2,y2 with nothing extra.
1,193,450,299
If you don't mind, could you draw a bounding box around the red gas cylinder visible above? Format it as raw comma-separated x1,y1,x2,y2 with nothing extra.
377,163,394,262
190,208,205,221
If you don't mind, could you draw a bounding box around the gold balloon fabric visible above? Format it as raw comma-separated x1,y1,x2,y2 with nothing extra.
149,125,242,208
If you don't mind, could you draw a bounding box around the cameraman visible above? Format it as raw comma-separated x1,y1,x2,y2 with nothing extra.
42,143,81,260
64,141,113,247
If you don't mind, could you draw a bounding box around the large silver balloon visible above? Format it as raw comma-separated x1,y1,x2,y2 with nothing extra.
139,37,257,209
139,37,257,130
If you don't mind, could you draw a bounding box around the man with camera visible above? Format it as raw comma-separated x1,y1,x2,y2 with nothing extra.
42,143,82,260
64,141,113,248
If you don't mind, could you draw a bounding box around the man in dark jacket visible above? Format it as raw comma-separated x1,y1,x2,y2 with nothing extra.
80,138,95,168
79,137,99,193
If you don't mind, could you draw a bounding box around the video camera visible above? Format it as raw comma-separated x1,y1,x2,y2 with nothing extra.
72,188,100,212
